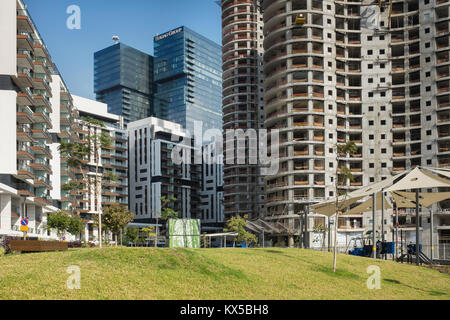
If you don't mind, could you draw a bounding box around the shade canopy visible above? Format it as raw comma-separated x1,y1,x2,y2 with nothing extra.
311,196,364,216
391,192,417,208
385,167,450,192
346,192,391,214
310,167,450,216
393,191,450,208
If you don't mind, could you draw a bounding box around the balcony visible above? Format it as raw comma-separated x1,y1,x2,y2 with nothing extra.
13,69,33,89
33,93,52,112
30,158,52,175
17,13,33,33
33,109,52,128
17,144,34,161
17,88,34,106
17,50,33,70
33,76,51,94
17,126,35,143
30,143,52,159
33,39,51,62
17,33,33,51
17,106,34,124
31,128,52,143
17,164,35,180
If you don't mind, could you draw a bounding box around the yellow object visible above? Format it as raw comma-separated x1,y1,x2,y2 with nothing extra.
295,14,306,25
20,226,29,232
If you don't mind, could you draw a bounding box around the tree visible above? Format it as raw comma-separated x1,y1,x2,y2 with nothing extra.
332,141,357,273
124,227,139,246
46,211,84,241
67,215,84,238
58,117,118,248
101,204,134,246
224,215,258,247
142,226,156,246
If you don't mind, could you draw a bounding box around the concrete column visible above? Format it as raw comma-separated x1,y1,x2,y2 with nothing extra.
93,227,98,243
27,204,36,234
84,223,89,243
0,194,12,233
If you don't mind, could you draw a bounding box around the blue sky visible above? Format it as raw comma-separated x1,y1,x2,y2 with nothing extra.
24,0,222,99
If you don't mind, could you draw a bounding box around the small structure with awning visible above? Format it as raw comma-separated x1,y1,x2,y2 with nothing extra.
310,167,450,264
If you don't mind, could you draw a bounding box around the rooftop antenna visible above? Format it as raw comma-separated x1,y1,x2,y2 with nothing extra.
112,35,120,44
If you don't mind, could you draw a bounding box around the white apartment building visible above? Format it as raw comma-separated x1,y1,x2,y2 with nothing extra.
0,0,79,240
72,96,128,243
128,117,224,231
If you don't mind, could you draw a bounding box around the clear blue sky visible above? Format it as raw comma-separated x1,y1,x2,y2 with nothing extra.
24,0,222,99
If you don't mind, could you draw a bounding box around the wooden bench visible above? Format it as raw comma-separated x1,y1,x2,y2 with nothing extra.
10,240,68,253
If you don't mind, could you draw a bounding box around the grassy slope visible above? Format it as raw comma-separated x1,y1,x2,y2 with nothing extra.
0,248,448,300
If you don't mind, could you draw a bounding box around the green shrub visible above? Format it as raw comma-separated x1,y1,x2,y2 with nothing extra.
0,247,5,257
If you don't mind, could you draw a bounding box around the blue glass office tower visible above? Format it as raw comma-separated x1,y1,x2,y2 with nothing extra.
94,43,154,124
154,27,222,133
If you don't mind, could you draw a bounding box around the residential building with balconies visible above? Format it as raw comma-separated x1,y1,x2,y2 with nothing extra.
72,95,128,243
0,0,79,240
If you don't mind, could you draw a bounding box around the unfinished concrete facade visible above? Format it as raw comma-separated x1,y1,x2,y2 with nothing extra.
221,0,266,220
260,0,450,257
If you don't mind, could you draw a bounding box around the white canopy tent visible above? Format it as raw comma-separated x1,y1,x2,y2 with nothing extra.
310,167,450,264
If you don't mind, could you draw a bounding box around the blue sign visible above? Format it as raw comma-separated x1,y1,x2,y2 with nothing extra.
21,218,29,226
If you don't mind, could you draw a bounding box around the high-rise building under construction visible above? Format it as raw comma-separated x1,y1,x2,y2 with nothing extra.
222,0,450,252
221,0,266,220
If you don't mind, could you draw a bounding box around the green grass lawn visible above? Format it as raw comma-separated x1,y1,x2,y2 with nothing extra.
0,248,449,300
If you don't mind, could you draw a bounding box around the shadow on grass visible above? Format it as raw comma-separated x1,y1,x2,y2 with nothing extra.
383,279,449,297
312,265,361,280
165,249,250,282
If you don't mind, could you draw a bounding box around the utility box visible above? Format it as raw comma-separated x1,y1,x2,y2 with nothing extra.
168,219,201,248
